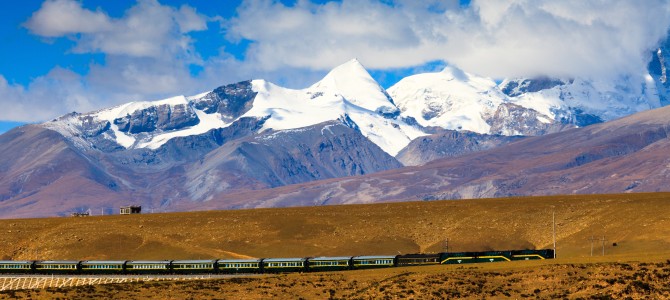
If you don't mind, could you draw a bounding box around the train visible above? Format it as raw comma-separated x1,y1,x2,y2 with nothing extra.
0,249,554,275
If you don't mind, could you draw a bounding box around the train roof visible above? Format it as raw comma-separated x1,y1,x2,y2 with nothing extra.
125,260,171,264
352,255,396,260
81,261,126,264
171,260,216,264
217,259,262,263
397,253,440,258
36,260,80,264
262,257,306,262
309,256,353,261
0,260,33,264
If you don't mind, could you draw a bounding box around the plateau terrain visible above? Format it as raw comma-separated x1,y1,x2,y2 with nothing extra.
0,193,668,298
0,36,669,217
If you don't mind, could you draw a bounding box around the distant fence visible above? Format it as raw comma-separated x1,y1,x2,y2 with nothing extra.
0,275,217,291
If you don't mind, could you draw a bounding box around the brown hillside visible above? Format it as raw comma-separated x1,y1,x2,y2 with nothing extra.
0,193,668,261
186,105,670,211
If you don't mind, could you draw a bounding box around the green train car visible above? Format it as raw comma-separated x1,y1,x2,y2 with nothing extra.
0,249,554,275
262,258,307,273
34,261,80,274
352,255,396,269
124,260,171,274
440,249,554,264
218,259,262,274
0,261,34,274
308,256,352,271
80,261,125,274
171,260,217,274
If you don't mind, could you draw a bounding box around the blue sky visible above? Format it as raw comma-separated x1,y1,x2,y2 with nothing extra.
0,0,669,134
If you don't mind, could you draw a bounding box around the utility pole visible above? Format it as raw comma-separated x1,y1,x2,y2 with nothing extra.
552,211,556,259
444,238,449,253
589,236,595,256
601,236,607,256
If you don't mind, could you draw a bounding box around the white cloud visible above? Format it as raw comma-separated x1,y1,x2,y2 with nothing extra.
175,5,209,33
456,0,670,78
23,0,112,37
25,0,209,60
228,0,427,70
4,0,670,124
228,0,670,79
4,0,220,123
0,69,93,122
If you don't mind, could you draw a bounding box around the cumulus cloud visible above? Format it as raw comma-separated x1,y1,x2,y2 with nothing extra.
227,0,427,70
457,0,670,78
23,0,112,37
4,0,670,124
228,0,670,79
25,0,209,60
4,0,220,123
0,69,92,122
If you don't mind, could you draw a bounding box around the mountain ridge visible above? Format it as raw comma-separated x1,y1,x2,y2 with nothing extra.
1,42,670,218
191,103,670,211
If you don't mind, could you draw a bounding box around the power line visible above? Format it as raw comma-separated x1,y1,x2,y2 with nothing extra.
552,211,556,259
588,235,596,256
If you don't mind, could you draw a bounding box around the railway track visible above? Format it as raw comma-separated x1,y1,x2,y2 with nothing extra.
0,274,257,291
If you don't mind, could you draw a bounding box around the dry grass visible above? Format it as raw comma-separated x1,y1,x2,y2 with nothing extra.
0,192,669,298
3,260,670,299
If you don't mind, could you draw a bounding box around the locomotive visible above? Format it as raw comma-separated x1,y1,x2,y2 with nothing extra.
0,249,554,275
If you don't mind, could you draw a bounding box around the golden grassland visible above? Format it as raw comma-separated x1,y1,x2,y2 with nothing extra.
5,259,670,299
0,192,669,298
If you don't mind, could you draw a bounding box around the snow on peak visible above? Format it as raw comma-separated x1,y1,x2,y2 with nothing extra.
389,67,505,133
309,59,397,114
41,58,429,156
244,72,424,156
391,63,662,137
439,65,470,81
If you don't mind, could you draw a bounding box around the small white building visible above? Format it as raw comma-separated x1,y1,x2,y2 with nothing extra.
120,205,141,215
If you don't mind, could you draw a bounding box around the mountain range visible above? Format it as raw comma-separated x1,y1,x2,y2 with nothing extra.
1,39,669,218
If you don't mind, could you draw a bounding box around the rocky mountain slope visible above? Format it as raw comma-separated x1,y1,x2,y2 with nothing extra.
185,103,670,210
396,130,525,166
0,60,419,218
44,59,424,157
1,39,670,218
390,67,661,137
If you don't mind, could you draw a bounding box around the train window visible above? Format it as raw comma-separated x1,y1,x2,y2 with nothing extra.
1,264,22,269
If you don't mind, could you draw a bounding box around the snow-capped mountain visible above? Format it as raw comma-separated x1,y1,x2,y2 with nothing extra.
242,59,424,156
389,66,506,133
0,59,429,217
45,59,425,156
389,66,662,137
500,75,660,126
3,38,670,218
